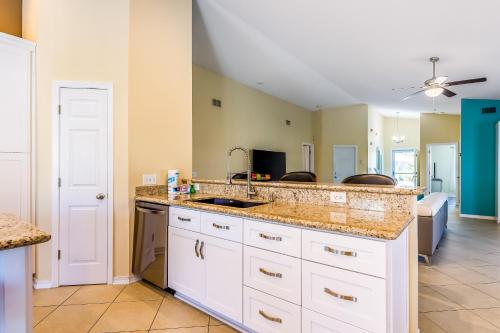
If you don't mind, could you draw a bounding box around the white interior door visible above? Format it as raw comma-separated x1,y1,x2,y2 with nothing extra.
333,146,357,183
302,143,315,173
59,88,109,285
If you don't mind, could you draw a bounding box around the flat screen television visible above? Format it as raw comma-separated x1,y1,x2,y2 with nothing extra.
251,149,286,181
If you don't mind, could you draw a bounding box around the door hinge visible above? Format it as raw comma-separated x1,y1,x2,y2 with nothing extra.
57,250,61,260
58,177,61,187
58,105,61,115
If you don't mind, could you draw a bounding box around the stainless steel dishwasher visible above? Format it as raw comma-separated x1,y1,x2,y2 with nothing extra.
132,201,171,291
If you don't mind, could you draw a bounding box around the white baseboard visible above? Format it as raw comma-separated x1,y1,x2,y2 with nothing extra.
459,214,497,221
33,278,54,289
112,275,140,285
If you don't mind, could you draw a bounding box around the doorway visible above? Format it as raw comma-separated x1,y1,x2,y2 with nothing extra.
427,143,458,203
333,145,357,183
302,143,315,173
52,82,113,286
391,148,418,187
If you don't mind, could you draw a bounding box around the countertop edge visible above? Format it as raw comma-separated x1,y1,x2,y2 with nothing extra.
191,179,425,195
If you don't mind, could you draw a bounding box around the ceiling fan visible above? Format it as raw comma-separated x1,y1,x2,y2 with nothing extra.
402,57,487,101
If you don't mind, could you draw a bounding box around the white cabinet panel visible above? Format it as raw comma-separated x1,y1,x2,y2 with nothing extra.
201,212,243,242
202,234,243,323
170,207,201,232
244,219,301,257
302,260,386,333
244,286,301,333
302,229,386,278
168,226,204,301
0,40,32,153
0,153,29,221
302,308,369,333
244,245,301,304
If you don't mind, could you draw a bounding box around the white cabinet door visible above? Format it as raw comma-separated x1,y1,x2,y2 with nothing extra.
202,234,243,323
0,38,32,153
168,226,204,302
0,153,29,221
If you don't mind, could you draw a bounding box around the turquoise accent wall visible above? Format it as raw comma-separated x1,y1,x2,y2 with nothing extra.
461,99,500,217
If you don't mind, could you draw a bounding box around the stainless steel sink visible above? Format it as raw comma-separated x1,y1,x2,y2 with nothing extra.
190,197,266,208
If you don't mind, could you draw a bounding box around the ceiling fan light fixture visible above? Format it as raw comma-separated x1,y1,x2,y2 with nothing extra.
425,87,444,97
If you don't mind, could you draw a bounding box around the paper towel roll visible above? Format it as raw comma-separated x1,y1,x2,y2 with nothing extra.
167,170,179,192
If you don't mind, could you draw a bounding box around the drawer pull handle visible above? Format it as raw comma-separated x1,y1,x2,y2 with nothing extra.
259,268,283,278
178,216,191,222
194,239,200,258
212,223,230,230
324,287,358,302
259,309,282,323
323,245,357,257
259,233,282,242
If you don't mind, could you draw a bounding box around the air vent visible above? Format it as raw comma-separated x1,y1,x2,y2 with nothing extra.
482,107,496,114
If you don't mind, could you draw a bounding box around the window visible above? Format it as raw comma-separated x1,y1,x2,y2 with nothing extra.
391,148,418,187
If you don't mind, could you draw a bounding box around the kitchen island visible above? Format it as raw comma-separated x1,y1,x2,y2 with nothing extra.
0,213,50,333
136,180,423,333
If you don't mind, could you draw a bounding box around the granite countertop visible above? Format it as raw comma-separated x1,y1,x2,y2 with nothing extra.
136,193,414,240
192,179,425,195
0,213,51,250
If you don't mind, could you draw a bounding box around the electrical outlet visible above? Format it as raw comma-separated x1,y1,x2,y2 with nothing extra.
142,174,157,185
330,191,346,203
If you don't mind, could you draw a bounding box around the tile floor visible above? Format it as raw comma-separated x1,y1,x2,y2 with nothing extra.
33,282,238,333
32,206,500,333
419,207,500,332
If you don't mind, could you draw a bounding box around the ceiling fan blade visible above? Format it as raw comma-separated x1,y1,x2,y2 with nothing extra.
446,77,487,86
402,89,426,101
441,88,456,97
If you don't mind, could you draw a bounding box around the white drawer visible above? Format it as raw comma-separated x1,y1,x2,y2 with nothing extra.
201,212,243,242
302,261,386,333
169,207,201,232
243,286,301,333
302,308,369,333
244,246,301,305
244,219,301,257
302,229,386,278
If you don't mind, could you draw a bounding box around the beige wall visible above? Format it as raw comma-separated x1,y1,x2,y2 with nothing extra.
313,104,369,182
193,65,312,179
0,0,22,36
368,107,384,173
420,113,461,194
383,117,420,176
23,0,192,282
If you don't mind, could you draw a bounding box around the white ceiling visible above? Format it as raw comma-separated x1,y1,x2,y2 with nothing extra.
193,0,500,115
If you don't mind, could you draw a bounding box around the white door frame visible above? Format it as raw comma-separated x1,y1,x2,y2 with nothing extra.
51,81,114,287
426,142,459,199
302,142,315,173
333,145,358,182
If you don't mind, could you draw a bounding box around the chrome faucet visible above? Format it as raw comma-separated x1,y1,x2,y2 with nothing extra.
227,146,256,199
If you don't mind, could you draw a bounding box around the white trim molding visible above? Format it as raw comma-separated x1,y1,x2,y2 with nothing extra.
112,275,141,285
460,214,497,221
33,278,54,290
51,81,114,287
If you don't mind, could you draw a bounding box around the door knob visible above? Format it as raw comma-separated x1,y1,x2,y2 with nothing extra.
96,193,106,200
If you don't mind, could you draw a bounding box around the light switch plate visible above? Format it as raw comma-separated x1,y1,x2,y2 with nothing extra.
142,174,157,185
330,191,346,203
